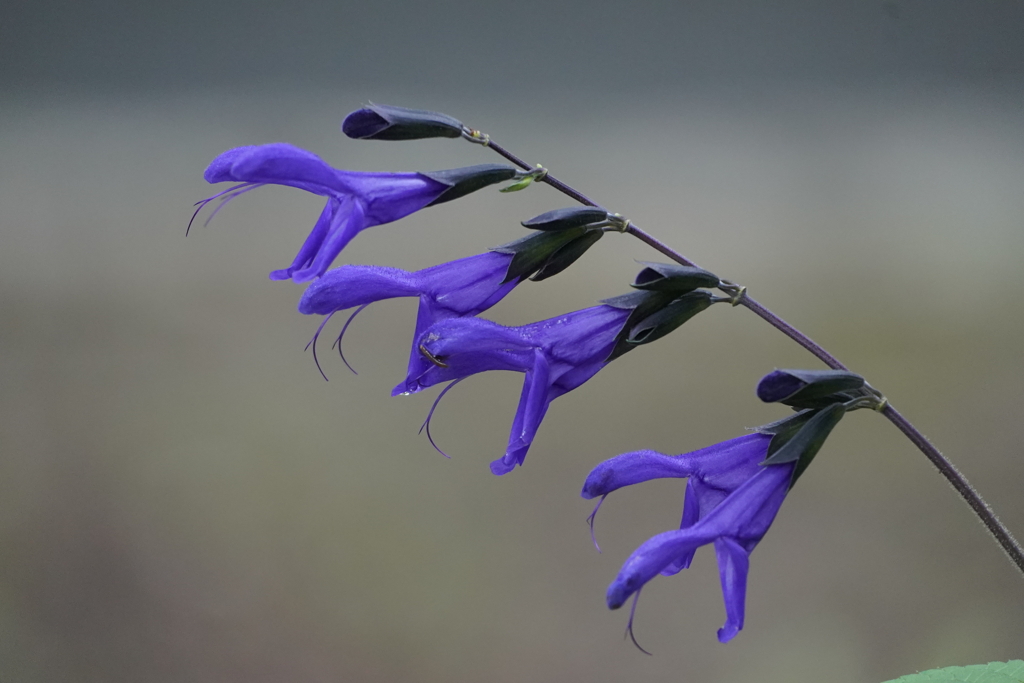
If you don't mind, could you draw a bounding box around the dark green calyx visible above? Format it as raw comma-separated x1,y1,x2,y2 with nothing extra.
342,104,465,141
521,207,610,231
631,262,720,294
757,368,866,409
531,230,604,281
602,289,713,362
493,227,602,284
759,403,846,487
626,291,714,345
424,164,518,206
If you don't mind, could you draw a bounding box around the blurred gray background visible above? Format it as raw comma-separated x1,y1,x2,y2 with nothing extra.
2,1,1023,681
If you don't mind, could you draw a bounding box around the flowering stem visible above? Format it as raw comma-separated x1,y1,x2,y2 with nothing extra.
479,136,1024,577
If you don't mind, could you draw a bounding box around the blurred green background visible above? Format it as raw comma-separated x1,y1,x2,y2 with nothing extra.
2,1,1023,681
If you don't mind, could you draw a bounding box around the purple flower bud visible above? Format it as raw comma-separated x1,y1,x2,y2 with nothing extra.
342,104,465,141
757,368,865,408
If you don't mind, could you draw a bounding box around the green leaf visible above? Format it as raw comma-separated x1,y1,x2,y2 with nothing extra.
882,660,1024,683
499,176,535,193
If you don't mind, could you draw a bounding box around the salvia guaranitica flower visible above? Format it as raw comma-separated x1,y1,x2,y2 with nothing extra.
298,250,519,379
195,142,516,282
395,304,634,475
581,373,850,644
581,433,791,643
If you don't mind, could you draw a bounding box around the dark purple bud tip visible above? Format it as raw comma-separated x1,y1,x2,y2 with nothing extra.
342,104,465,141
757,370,806,403
342,109,390,139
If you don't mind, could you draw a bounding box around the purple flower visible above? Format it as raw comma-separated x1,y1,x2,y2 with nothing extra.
298,250,518,379
396,304,631,475
194,143,515,282
582,433,791,643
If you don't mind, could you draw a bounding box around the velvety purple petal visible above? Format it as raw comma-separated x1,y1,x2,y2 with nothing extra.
606,462,791,610
203,146,251,184
714,537,750,643
403,317,536,392
581,450,696,499
607,527,713,609
205,143,341,194
685,434,772,513
581,433,770,502
268,196,365,282
660,480,703,575
490,445,525,476
491,350,552,475
699,462,792,543
417,252,516,316
548,359,608,396
523,305,629,365
290,198,368,282
269,199,338,281
298,264,421,315
403,297,440,391
679,480,701,530
339,172,447,224
512,351,551,449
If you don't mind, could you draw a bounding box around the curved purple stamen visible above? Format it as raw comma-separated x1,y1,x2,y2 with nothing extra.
587,494,608,553
418,378,465,459
626,590,652,656
187,182,264,235
332,304,371,375
305,311,336,381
